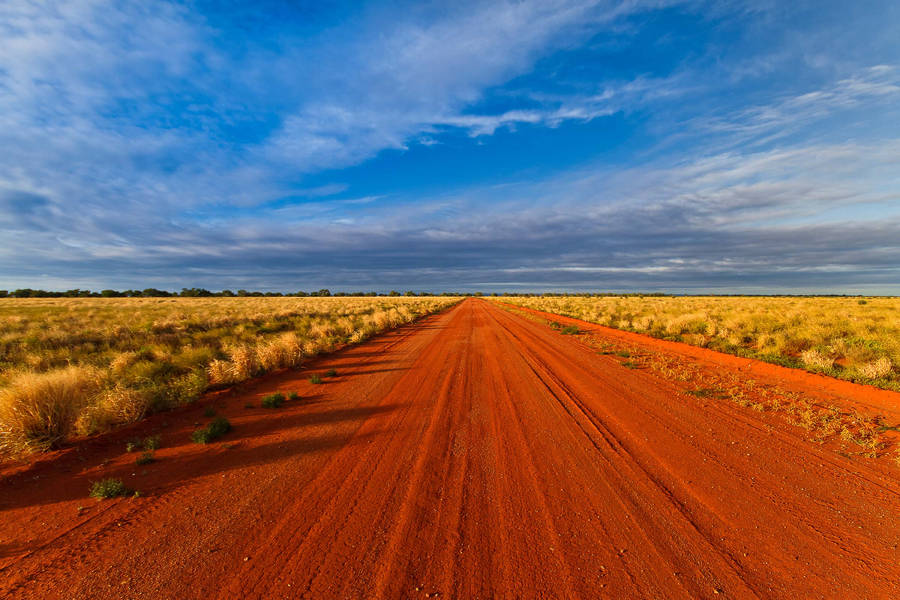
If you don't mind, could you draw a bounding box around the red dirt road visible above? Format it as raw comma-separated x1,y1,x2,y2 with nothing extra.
2,298,900,599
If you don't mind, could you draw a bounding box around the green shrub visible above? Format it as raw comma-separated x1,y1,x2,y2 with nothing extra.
287,391,299,401
261,392,285,409
136,451,155,465
143,435,161,450
90,478,130,499
125,437,141,452
191,416,231,444
309,374,322,384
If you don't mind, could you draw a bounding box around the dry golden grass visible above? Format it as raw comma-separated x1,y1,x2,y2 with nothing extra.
0,296,458,455
494,296,900,391
0,366,103,454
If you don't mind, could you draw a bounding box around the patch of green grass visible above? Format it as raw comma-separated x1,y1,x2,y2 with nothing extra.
136,451,156,465
324,368,338,377
143,435,161,451
560,325,579,335
261,392,285,408
687,388,726,399
309,374,323,385
191,416,232,444
89,478,130,499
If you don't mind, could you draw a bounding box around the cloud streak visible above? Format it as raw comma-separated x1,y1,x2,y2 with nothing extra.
0,1,898,292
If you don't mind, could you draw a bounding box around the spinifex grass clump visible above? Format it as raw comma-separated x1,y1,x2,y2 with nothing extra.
324,368,338,377
287,391,300,401
90,478,130,499
191,416,232,444
309,374,323,385
0,366,101,455
261,392,285,408
560,325,579,335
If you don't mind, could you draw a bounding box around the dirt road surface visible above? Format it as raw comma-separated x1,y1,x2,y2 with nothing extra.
2,299,899,599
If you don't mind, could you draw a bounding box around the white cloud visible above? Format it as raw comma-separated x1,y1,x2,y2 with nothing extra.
700,65,900,145
1,1,899,291
261,0,678,168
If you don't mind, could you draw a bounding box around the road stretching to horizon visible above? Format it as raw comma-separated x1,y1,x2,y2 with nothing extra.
2,299,899,599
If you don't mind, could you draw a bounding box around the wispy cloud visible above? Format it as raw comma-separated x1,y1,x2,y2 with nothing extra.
702,65,900,146
260,0,678,168
0,1,898,292
3,135,897,292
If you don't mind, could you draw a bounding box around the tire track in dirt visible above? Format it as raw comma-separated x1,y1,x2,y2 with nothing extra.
1,298,899,598
479,303,754,597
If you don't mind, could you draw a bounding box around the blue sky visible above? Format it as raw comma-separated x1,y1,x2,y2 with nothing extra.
1,0,899,293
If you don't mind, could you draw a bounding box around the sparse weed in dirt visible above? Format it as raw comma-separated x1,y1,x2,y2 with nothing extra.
533,308,899,466
309,374,323,385
125,437,141,452
687,388,726,399
324,368,338,377
136,451,156,465
261,392,285,408
90,478,130,499
143,435,160,450
191,416,232,444
560,325,579,335
287,391,300,401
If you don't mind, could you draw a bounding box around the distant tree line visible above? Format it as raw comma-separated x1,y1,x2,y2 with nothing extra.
0,289,877,299
0,288,671,298
0,288,464,298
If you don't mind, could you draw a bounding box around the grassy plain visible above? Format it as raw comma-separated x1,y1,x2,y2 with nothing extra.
0,296,458,454
494,296,900,391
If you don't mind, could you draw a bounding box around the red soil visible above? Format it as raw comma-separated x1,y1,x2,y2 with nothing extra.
1,298,899,599
503,301,900,419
